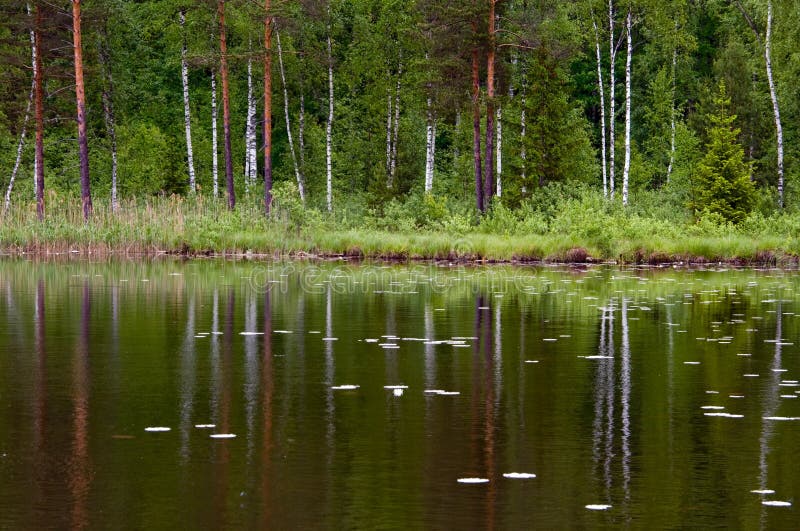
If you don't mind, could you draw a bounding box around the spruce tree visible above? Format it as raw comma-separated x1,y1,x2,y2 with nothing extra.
693,81,755,224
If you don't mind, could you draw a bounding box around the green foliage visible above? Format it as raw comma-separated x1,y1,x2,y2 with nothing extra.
691,81,755,223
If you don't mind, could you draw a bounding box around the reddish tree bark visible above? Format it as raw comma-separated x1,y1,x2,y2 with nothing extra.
264,0,273,214
72,0,92,220
219,0,235,210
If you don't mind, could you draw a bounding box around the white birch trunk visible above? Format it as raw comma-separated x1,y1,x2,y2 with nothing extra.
622,8,632,206
765,0,784,208
180,11,196,193
389,61,402,187
28,2,38,201
385,84,393,180
608,0,616,200
245,51,253,191
211,69,219,197
666,48,676,183
4,81,32,214
299,92,305,169
276,30,305,203
593,15,608,197
424,93,435,193
326,28,334,212
495,106,502,197
520,105,526,188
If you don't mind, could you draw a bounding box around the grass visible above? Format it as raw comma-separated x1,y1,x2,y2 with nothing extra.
1,190,798,264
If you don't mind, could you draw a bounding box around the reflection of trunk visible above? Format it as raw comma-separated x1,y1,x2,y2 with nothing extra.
592,14,608,197
276,30,305,203
72,0,92,220
261,289,273,526
218,0,235,210
263,2,273,213
34,279,47,470
620,297,631,502
758,301,782,497
621,8,632,206
70,281,91,530
179,293,196,462
180,10,196,193
34,4,44,220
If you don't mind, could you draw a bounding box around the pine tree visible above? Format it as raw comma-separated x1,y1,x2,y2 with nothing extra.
693,81,755,224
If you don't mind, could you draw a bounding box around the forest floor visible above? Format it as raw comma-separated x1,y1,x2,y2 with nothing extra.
3,194,798,265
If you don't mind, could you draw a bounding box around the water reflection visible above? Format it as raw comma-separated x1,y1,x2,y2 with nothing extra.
1,262,799,529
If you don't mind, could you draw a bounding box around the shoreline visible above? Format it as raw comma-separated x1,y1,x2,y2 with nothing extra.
1,240,796,266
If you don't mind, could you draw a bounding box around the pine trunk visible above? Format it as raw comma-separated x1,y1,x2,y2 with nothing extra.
276,30,305,203
263,1,273,214
72,0,92,220
608,0,616,200
471,33,483,213
34,4,44,220
593,15,608,197
180,11,196,193
765,1,784,208
218,0,235,210
622,8,632,206
326,21,334,213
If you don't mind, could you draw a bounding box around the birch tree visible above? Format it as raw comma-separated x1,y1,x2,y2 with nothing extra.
326,4,334,213
72,0,92,220
211,67,219,197
276,29,305,203
179,10,196,193
608,0,617,199
733,0,785,208
592,13,608,197
621,6,632,206
4,4,36,214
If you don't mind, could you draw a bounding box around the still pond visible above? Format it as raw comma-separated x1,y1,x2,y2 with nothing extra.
0,259,799,528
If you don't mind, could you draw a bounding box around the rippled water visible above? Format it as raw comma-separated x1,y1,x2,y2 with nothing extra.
0,259,798,528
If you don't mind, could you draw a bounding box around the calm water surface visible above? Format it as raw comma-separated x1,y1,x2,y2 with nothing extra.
0,259,799,529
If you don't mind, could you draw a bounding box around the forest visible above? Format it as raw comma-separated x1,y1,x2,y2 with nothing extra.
1,0,800,260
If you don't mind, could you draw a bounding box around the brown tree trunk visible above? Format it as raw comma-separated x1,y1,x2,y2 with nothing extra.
471,23,483,214
219,0,235,210
72,0,92,220
264,0,273,214
483,0,496,208
34,4,44,220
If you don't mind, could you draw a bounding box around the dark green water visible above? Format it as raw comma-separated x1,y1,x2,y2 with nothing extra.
1,259,799,529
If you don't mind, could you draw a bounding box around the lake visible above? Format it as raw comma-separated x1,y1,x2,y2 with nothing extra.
0,259,798,528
